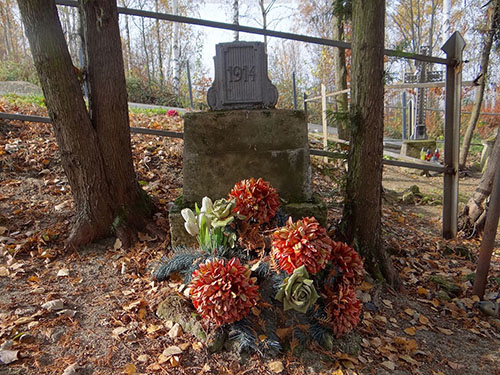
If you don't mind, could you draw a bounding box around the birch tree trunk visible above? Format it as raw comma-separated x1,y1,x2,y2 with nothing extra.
459,0,498,170
172,0,181,96
460,126,500,237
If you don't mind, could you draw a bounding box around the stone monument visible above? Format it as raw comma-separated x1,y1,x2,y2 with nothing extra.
169,41,326,247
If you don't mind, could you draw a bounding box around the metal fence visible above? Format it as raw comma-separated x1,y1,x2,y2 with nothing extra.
1,1,466,239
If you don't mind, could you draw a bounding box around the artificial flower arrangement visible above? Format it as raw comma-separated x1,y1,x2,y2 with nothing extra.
154,177,364,354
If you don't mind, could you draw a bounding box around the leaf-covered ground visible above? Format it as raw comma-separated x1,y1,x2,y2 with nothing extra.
0,97,499,375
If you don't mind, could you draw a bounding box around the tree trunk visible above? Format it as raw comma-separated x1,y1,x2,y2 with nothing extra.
343,0,399,289
172,0,181,96
472,163,500,298
154,0,164,87
332,13,349,141
233,0,239,41
459,0,498,170
460,126,500,237
17,0,153,248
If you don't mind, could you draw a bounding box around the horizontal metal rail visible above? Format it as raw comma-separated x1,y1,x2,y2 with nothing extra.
55,0,449,65
2,111,445,172
0,111,184,139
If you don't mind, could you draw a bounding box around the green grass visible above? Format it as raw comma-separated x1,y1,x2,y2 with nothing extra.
1,93,45,107
128,107,172,116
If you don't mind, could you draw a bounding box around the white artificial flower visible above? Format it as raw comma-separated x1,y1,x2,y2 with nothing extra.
200,196,213,214
184,221,199,236
181,208,196,222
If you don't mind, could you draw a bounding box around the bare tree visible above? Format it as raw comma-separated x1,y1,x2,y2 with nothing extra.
459,0,499,169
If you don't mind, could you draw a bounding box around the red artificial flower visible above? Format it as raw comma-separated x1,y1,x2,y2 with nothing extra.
189,257,258,326
271,217,334,275
228,178,280,224
167,109,179,117
330,241,364,285
321,282,362,338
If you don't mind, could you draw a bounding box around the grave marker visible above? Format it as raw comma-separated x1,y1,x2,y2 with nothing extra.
207,42,278,110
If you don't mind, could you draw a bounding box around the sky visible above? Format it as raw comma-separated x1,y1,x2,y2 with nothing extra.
197,1,298,76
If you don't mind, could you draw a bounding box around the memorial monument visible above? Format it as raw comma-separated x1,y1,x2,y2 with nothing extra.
169,41,326,247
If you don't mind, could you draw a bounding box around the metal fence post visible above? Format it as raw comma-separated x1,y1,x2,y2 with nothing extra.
187,60,194,109
292,71,297,110
441,31,465,239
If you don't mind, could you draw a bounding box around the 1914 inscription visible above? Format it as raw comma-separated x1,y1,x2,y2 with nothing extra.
226,65,256,82
207,42,278,110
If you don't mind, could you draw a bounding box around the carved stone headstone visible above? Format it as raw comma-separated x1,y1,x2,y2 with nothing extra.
207,42,278,110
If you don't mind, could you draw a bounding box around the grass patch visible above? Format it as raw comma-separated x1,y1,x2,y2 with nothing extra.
1,93,45,107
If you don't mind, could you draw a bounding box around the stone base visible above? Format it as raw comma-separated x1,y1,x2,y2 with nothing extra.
183,110,312,204
169,194,328,248
400,139,436,159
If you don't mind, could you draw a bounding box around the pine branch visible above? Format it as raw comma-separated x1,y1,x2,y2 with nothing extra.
153,246,201,281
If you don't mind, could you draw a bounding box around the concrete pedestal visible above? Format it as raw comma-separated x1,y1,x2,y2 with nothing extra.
169,109,327,247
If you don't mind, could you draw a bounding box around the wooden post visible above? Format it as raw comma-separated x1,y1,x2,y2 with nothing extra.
321,83,328,162
472,168,500,298
441,32,465,239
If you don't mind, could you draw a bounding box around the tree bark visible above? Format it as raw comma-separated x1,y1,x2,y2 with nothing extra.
459,0,498,170
332,13,349,140
472,163,500,298
17,0,153,249
172,0,180,96
233,0,239,41
343,0,399,289
460,126,500,237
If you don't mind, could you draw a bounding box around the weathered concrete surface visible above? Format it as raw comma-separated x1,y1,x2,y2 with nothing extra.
169,197,198,248
400,139,436,159
183,109,312,204
281,194,327,227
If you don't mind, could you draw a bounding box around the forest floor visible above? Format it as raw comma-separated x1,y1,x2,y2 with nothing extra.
0,96,499,375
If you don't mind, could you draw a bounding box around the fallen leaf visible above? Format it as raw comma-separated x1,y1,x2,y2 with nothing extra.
0,227,7,235
169,355,180,367
137,354,149,362
123,363,136,375
276,327,291,340
417,287,429,295
62,363,79,375
138,308,146,320
114,238,122,250
57,268,69,277
437,327,453,335
404,327,416,336
192,342,203,351
382,299,393,308
381,361,396,370
112,326,128,336
399,354,419,365
404,308,415,316
41,299,64,311
0,349,18,364
178,342,190,351
419,315,429,325
0,266,9,277
268,360,284,373
162,346,183,357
